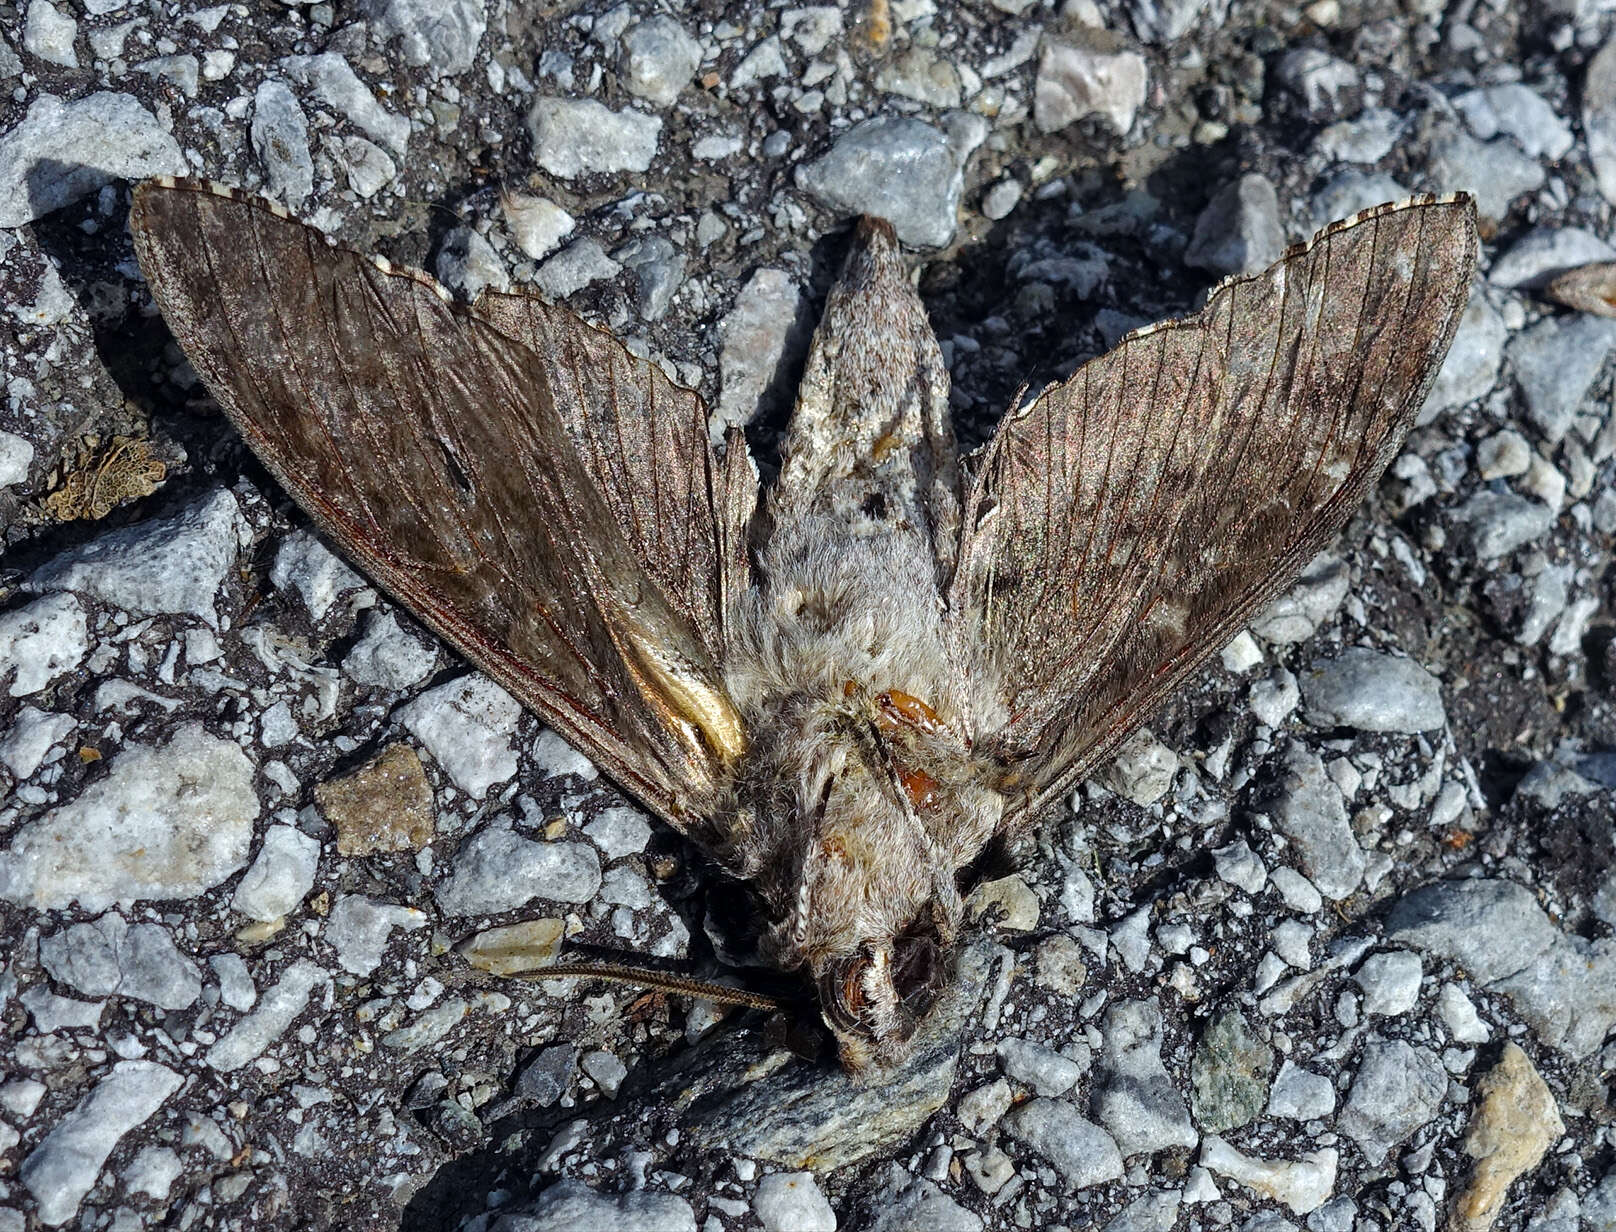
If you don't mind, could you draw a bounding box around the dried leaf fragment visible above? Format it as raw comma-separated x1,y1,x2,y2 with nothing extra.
1544,260,1616,317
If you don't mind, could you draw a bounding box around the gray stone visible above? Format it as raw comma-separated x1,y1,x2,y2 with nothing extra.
435,826,601,915
1267,744,1364,900
1388,879,1616,1058
20,985,103,1032
1126,0,1228,43
0,724,257,912
0,429,33,487
674,941,994,1171
1385,879,1559,985
1354,951,1422,1016
1313,109,1402,165
797,116,975,248
618,16,702,106
1190,1009,1273,1133
210,953,256,1012
1250,667,1300,728
1002,1098,1125,1189
0,706,74,777
1299,648,1445,733
1450,491,1556,561
124,1145,182,1200
503,194,574,262
1034,38,1148,135
342,611,436,691
1276,48,1361,121
715,268,809,436
270,528,366,621
20,1061,183,1225
325,894,426,976
527,98,661,178
534,238,621,299
981,178,1023,221
1091,999,1197,1156
997,1037,1084,1097
1266,1059,1336,1121
1420,293,1506,423
1516,756,1598,809
31,488,241,627
1337,1038,1446,1164
488,1179,696,1232
0,90,181,225
1490,227,1616,290
398,674,521,799
517,1044,576,1106
206,959,326,1072
1585,35,1616,207
251,80,313,208
1421,122,1545,223
1251,554,1348,645
1476,430,1532,480
0,594,86,697
1213,839,1267,895
579,1049,627,1099
23,0,77,67
616,235,685,322
1103,1192,1182,1232
435,226,509,301
280,52,409,155
1505,315,1616,443
40,915,201,1010
232,824,320,922
1306,170,1411,233
1097,728,1177,805
361,0,486,75
1585,1170,1616,1232
753,1172,835,1232
1454,84,1574,160
339,135,398,197
865,1174,983,1232
136,54,199,97
1186,174,1285,277
583,807,652,859
877,46,963,109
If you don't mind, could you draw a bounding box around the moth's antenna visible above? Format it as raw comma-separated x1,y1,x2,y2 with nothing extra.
512,961,783,1011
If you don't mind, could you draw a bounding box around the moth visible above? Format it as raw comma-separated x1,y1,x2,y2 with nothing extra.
130,177,1477,1073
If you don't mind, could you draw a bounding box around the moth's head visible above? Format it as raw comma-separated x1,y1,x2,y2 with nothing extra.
811,913,950,1073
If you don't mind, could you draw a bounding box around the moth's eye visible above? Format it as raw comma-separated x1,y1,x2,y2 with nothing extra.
891,927,943,1017
817,952,868,1034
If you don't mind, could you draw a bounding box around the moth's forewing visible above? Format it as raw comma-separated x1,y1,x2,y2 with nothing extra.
129,177,749,833
949,195,1478,825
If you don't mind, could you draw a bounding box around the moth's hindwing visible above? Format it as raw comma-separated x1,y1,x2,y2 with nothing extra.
129,176,754,832
950,194,1479,827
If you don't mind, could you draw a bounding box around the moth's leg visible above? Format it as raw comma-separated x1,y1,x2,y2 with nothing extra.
774,217,961,574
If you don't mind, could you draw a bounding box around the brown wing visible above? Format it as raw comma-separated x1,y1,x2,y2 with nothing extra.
130,177,756,832
949,194,1477,827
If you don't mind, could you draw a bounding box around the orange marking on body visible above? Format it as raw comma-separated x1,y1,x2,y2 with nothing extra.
898,765,940,810
876,689,945,736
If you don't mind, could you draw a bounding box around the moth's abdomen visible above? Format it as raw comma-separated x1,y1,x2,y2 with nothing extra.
773,218,961,578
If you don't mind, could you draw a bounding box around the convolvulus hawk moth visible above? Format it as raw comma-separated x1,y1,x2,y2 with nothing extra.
130,176,1477,1072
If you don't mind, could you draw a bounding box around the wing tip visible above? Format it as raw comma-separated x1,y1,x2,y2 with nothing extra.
132,175,463,305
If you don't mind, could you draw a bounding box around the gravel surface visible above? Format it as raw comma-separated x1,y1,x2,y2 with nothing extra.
2,1,1616,1230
